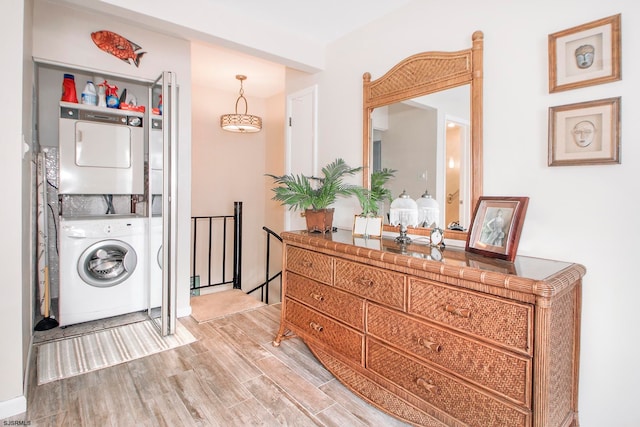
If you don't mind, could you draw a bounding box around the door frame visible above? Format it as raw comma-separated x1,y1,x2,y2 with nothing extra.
284,85,318,230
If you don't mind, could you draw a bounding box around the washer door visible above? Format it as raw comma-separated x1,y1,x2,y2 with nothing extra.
78,239,138,288
157,245,163,269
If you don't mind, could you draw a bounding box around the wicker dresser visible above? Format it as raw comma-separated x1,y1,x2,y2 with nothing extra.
274,230,585,427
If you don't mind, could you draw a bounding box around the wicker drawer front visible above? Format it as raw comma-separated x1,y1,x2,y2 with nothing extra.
409,279,533,355
286,246,333,285
367,303,530,407
284,298,363,364
286,272,365,331
367,340,529,427
335,259,405,310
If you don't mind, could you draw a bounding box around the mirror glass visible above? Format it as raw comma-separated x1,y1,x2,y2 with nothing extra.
363,31,483,241
370,85,471,229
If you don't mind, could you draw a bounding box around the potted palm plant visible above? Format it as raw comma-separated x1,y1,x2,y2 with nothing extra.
267,158,362,233
351,168,395,237
355,168,396,217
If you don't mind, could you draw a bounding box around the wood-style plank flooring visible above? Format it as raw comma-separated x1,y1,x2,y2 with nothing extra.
4,303,410,426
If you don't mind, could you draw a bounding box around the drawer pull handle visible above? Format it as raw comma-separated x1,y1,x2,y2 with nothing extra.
359,277,374,286
310,292,325,302
302,261,313,268
309,322,324,332
416,378,440,394
417,337,442,352
444,304,471,318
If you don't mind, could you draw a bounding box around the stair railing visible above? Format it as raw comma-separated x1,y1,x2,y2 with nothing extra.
246,226,282,304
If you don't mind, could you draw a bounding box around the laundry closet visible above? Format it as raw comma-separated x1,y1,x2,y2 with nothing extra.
32,0,191,335
37,65,159,327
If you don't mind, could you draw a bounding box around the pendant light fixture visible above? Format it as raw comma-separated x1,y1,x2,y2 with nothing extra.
220,74,262,133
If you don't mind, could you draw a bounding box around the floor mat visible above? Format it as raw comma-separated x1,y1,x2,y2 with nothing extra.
37,319,196,384
190,289,265,323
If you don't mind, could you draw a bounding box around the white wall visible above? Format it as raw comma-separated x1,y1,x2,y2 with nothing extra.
0,0,29,419
33,0,191,83
63,0,325,73
318,1,639,425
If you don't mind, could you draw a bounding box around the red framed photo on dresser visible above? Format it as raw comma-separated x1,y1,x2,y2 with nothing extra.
466,197,529,261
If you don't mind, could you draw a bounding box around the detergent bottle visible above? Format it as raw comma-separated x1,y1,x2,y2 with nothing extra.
81,81,97,105
61,74,78,103
106,84,120,109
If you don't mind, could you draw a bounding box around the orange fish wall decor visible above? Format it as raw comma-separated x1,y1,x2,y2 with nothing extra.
91,30,146,67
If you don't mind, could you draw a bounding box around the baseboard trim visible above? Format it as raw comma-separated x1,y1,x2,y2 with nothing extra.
0,395,27,420
0,332,33,420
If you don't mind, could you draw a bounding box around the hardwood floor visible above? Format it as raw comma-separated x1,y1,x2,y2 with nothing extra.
5,303,410,426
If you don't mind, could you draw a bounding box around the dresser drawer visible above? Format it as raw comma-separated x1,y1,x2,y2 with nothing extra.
367,303,531,407
408,279,533,355
284,298,363,364
335,259,405,310
286,246,333,285
367,340,529,427
286,272,365,331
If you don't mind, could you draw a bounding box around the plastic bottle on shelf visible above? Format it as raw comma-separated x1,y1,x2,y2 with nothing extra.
81,81,97,105
106,84,120,109
97,81,107,107
61,74,78,103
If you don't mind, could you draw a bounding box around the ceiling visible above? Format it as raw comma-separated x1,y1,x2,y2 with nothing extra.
190,0,415,98
53,0,415,98
191,42,287,98
207,0,415,46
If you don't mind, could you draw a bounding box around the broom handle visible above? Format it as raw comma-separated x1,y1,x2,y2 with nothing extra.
41,150,51,319
43,265,50,318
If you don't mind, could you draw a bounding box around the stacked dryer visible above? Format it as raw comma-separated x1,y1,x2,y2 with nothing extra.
58,102,144,195
57,101,148,326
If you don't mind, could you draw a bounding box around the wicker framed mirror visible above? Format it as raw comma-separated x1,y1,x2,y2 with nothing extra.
363,31,483,241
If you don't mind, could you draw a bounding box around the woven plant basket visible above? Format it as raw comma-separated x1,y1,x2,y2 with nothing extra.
304,208,334,233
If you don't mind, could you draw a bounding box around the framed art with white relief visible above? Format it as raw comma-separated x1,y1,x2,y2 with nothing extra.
548,97,620,166
548,14,621,93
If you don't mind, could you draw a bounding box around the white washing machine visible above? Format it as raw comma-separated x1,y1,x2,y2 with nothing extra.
149,216,163,308
59,216,147,326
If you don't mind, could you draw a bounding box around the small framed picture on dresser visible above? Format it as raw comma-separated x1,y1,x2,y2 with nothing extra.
352,215,383,238
466,197,529,262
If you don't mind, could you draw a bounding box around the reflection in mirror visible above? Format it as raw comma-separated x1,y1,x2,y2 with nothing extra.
445,116,471,228
363,31,483,241
370,85,471,229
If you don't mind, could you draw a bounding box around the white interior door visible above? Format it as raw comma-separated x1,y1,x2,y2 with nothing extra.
285,86,317,230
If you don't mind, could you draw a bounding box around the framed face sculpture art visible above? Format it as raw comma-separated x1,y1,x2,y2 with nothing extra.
548,97,620,166
548,14,621,93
